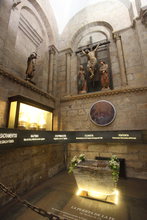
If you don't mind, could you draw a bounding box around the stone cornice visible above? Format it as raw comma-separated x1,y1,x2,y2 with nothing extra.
0,66,55,102
59,48,73,54
61,87,147,102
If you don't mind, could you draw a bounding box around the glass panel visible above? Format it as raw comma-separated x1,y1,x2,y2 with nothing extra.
18,103,52,130
8,101,17,128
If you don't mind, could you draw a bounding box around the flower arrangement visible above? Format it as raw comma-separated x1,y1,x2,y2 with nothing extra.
109,155,120,186
68,154,85,173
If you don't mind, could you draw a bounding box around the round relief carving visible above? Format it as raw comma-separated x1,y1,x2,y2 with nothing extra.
89,100,116,126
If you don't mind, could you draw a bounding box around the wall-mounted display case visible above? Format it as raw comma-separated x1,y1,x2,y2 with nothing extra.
7,95,53,130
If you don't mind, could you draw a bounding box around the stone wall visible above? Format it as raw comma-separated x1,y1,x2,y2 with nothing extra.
0,66,62,207
57,0,147,182
60,88,147,131
0,0,59,93
0,66,55,128
0,0,11,64
57,19,147,97
121,20,147,87
59,0,132,50
57,0,147,97
0,143,66,206
0,1,147,211
57,51,67,96
0,1,61,208
60,88,147,179
67,142,147,180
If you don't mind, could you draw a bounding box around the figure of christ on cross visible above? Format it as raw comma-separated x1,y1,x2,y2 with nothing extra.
82,44,99,79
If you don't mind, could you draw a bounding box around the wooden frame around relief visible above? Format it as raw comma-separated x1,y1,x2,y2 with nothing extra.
89,100,116,126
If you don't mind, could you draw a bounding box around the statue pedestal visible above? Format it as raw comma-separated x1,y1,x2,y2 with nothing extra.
73,159,119,204
78,90,87,94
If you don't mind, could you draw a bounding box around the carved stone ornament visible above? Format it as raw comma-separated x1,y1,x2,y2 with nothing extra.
113,33,121,41
65,48,73,56
49,45,58,55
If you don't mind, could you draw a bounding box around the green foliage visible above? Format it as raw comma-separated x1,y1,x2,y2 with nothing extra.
109,155,120,186
68,154,85,173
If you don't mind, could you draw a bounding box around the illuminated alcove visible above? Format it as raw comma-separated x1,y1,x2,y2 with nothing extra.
8,95,53,131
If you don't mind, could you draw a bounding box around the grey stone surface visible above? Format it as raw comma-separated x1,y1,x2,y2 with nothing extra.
0,144,65,206
67,142,147,179
0,0,147,208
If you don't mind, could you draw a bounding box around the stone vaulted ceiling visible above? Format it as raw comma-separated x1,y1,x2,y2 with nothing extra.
50,0,134,33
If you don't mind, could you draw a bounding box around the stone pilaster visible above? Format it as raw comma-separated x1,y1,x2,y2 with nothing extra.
113,33,128,87
65,48,73,94
48,45,57,95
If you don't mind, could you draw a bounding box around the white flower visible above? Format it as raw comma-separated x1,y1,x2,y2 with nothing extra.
71,156,77,162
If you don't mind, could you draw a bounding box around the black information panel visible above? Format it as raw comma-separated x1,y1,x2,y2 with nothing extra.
0,128,146,150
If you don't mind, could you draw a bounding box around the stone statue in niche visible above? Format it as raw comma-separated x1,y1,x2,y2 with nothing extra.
82,44,99,79
99,61,110,90
77,65,87,94
25,52,37,84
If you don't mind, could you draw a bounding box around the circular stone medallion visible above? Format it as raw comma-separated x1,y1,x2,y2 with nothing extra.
89,100,116,126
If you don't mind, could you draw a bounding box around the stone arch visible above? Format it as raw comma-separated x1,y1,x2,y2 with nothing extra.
71,21,113,50
20,0,58,92
68,21,115,94
9,0,52,91
21,6,45,37
26,0,55,44
77,30,109,49
15,5,47,68
59,0,132,50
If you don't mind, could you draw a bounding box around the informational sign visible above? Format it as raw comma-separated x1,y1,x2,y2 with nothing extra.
0,128,146,150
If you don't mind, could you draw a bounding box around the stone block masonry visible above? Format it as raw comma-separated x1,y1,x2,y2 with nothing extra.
0,144,66,207
60,87,147,131
61,87,147,179
67,142,147,180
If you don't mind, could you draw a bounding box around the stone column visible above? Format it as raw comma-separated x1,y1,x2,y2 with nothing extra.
48,45,57,94
113,33,128,86
65,48,73,94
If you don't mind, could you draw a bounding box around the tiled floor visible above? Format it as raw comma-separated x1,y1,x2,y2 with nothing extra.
1,171,147,220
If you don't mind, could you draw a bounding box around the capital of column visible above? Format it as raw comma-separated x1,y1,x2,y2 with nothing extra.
48,44,58,55
113,33,121,42
65,48,73,56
